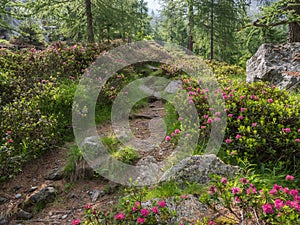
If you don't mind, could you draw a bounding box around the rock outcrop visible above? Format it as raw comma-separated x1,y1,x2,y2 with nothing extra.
142,195,209,224
159,154,240,185
246,42,300,90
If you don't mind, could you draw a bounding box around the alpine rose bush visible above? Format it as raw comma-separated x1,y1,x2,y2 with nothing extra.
200,175,300,224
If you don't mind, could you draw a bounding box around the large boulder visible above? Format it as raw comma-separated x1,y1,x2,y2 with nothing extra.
246,42,300,90
159,154,240,185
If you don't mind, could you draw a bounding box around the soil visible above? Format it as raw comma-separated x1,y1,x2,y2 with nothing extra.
0,100,176,225
0,99,258,225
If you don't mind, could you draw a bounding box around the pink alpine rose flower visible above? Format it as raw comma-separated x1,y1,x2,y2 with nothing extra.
225,139,232,143
237,115,243,120
152,206,159,214
158,201,166,208
85,204,91,209
236,134,242,139
262,203,274,214
175,129,180,134
137,217,145,224
285,175,294,181
240,177,249,184
252,123,257,127
115,213,125,220
274,199,284,210
209,186,217,194
221,177,227,184
232,187,241,194
72,219,81,225
140,208,149,217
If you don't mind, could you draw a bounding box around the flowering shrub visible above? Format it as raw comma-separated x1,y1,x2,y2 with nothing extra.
73,186,180,224
0,42,109,80
220,81,300,171
0,42,112,179
164,66,300,173
0,131,21,180
200,174,300,224
0,82,58,179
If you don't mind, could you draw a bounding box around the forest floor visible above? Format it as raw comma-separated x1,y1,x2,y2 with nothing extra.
0,100,177,225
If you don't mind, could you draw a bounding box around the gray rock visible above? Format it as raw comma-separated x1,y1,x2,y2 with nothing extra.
159,154,240,185
13,186,21,191
29,186,38,192
80,136,106,166
167,195,208,224
134,156,165,185
145,64,159,71
165,80,182,94
90,190,105,202
142,195,209,224
23,186,56,209
15,194,22,199
0,197,7,204
246,42,300,90
16,210,33,220
0,213,6,225
45,167,64,180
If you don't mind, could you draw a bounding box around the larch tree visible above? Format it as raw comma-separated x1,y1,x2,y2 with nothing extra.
253,0,300,42
85,0,94,42
159,0,248,62
17,0,150,43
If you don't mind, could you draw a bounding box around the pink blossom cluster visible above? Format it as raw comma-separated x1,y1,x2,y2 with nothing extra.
208,175,300,218
114,200,167,224
165,129,181,141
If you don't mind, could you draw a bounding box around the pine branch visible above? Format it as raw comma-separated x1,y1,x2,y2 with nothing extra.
253,18,290,27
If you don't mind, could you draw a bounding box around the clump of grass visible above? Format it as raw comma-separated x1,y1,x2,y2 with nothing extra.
100,135,140,164
112,146,140,164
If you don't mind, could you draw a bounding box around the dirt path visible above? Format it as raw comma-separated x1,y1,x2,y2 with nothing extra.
0,100,174,225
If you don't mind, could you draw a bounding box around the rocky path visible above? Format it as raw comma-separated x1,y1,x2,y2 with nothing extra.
0,100,175,225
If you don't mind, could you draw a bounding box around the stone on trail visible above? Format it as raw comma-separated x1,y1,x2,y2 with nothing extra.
23,185,56,211
15,194,22,199
0,197,6,204
16,209,33,220
45,167,65,181
90,190,105,202
0,213,6,225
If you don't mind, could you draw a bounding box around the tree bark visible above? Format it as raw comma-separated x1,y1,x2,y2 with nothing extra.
187,0,194,52
85,0,94,43
288,0,300,42
210,0,214,60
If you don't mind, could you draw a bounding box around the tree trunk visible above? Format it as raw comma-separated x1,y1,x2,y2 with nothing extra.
107,25,110,44
85,0,94,43
288,0,300,42
187,0,194,52
210,0,214,60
